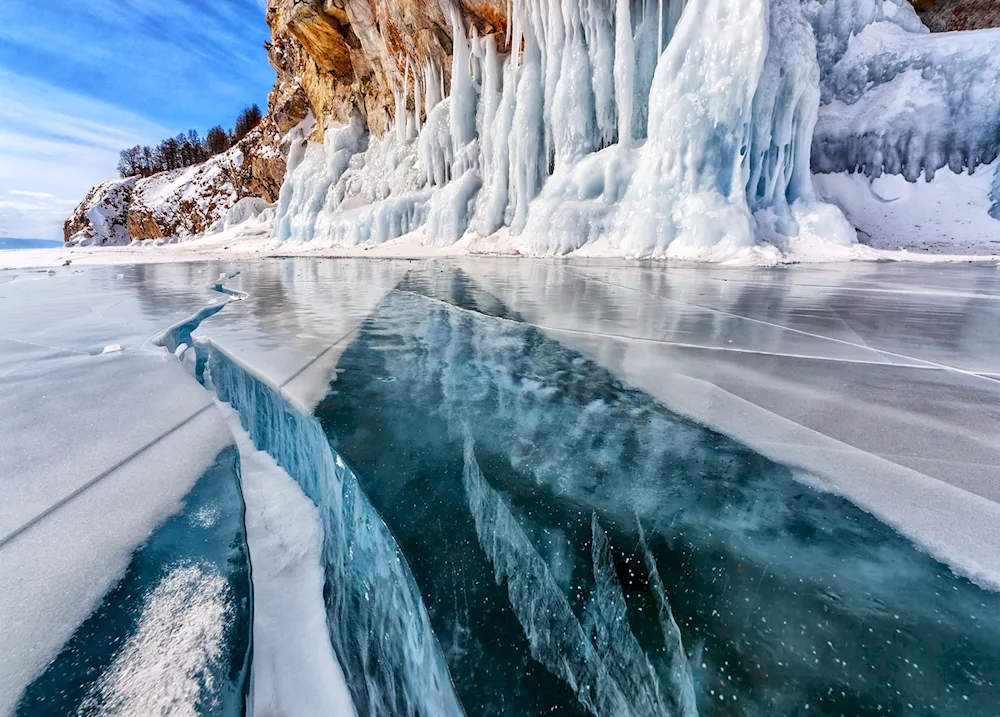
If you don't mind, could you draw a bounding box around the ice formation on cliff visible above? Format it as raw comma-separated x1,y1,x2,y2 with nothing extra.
271,0,1000,259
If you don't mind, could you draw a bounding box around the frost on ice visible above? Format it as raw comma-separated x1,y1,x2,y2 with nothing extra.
269,0,1000,259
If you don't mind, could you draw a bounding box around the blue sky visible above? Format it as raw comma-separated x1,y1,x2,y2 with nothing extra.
0,0,275,239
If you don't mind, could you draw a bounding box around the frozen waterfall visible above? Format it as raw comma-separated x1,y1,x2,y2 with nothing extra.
270,0,1000,259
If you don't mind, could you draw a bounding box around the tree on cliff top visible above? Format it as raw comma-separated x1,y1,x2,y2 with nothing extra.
233,104,263,143
117,103,264,178
205,126,231,156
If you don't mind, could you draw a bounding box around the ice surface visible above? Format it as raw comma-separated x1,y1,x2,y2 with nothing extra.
465,260,1000,579
311,262,1000,715
463,435,696,716
0,267,252,714
187,259,410,411
8,258,1000,716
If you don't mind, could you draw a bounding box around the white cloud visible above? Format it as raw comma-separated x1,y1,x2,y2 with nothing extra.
0,69,172,240
8,189,55,199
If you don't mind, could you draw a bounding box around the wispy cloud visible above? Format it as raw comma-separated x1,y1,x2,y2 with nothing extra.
0,69,172,240
0,0,274,132
8,190,55,199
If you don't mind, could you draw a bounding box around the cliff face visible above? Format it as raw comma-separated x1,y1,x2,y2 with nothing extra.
912,0,1000,32
264,0,1000,141
65,0,1000,246
264,0,508,139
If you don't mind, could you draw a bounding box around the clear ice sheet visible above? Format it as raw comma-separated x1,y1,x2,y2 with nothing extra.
306,261,1000,716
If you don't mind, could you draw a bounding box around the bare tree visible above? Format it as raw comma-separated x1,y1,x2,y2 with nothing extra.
117,146,142,177
233,104,263,143
205,125,231,156
118,103,263,178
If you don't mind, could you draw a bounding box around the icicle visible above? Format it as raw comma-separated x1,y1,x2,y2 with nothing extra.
613,0,769,257
582,0,618,148
424,61,441,118
414,66,423,136
511,0,523,83
448,2,477,151
474,51,516,236
614,0,635,146
551,0,597,168
509,20,545,232
394,56,408,144
402,56,412,141
542,0,566,173
657,0,663,54
991,163,1000,220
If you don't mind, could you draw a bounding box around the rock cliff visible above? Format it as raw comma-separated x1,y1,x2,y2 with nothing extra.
264,0,508,140
64,118,285,244
264,0,1000,142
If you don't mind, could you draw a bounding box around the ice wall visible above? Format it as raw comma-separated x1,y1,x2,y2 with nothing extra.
270,0,999,257
610,0,772,257
271,0,865,259
807,0,1000,183
207,346,463,717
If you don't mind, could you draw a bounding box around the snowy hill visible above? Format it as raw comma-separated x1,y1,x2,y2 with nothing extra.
64,121,284,246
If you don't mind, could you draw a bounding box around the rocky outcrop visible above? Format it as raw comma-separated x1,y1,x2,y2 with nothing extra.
64,120,286,244
63,177,137,245
911,0,1000,32
264,0,508,139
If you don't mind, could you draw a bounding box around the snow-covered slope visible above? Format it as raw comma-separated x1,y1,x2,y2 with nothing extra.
65,122,284,246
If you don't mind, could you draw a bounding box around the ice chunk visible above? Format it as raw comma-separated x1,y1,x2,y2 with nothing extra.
222,196,270,231
208,348,462,717
220,403,356,717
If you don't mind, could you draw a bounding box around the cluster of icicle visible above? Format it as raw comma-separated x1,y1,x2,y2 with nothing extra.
273,0,858,259
808,0,1000,184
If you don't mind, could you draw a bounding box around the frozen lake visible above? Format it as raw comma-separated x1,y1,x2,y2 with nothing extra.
2,258,999,716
